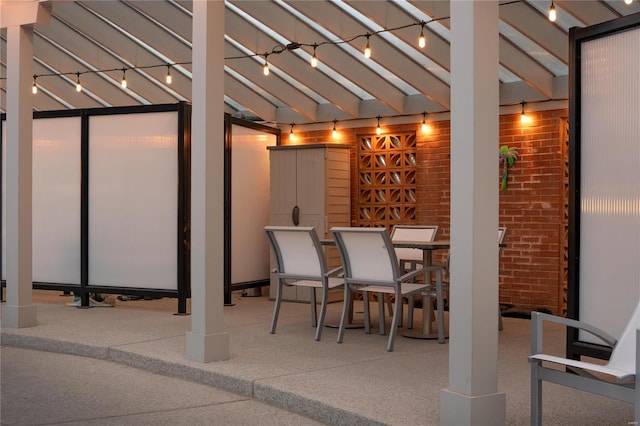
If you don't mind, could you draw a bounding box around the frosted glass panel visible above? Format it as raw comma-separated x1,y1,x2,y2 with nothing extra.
579,28,640,342
231,125,276,284
1,121,6,281
89,112,178,289
33,117,82,283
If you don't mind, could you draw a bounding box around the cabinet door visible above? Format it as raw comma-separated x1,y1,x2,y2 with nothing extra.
296,148,326,235
269,148,298,226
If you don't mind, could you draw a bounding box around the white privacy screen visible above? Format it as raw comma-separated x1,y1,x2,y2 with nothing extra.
33,117,82,283
2,117,82,284
579,27,640,343
231,125,276,284
88,112,178,289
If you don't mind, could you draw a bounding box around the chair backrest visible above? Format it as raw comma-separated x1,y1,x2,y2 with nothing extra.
331,227,399,284
265,226,326,278
606,298,640,372
391,225,438,262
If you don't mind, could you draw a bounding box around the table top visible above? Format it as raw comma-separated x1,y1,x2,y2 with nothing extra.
321,239,505,249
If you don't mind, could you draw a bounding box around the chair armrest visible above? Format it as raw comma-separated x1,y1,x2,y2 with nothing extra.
531,311,617,356
326,266,344,278
399,265,443,283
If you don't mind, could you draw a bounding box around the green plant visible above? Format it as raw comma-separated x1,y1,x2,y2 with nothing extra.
499,145,518,190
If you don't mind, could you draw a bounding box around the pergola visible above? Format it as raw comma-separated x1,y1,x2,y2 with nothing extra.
2,2,639,425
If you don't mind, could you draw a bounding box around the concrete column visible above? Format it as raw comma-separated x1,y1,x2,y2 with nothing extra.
186,0,229,362
440,1,505,425
1,24,37,328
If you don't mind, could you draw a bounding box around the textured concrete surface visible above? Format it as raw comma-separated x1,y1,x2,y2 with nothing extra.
0,291,634,425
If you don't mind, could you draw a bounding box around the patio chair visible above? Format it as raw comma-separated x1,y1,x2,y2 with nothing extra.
529,299,640,425
331,227,443,351
265,226,343,341
388,225,439,330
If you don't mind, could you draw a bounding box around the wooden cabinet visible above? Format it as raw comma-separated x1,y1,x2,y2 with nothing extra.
268,143,351,302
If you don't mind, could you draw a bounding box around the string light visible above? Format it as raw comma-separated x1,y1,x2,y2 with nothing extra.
376,116,381,135
263,54,270,76
625,0,633,5
332,119,338,138
289,123,295,140
165,65,172,84
311,44,318,68
421,112,428,132
418,22,426,48
120,68,127,88
548,1,557,22
75,72,82,92
32,75,38,94
364,34,371,58
520,101,528,123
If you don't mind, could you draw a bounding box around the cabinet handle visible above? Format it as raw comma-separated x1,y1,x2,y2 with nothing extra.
292,205,300,226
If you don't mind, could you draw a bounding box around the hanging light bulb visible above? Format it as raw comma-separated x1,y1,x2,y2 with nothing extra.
421,112,428,132
32,75,38,94
311,44,318,68
121,68,127,88
376,116,382,135
548,1,557,22
262,54,270,76
520,101,528,123
332,119,338,138
289,123,295,141
364,34,371,58
418,22,426,48
75,72,82,92
624,0,633,4
165,65,172,84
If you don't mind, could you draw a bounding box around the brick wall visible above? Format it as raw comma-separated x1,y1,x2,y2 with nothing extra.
283,108,568,314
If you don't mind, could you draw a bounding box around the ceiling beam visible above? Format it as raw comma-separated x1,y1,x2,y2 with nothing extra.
554,1,619,26
224,72,277,122
499,37,554,99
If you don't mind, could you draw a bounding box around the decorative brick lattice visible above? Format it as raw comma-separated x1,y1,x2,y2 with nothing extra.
356,133,417,228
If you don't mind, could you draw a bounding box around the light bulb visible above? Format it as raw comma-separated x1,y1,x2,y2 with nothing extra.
32,77,38,94
311,44,318,68
421,122,428,132
121,69,127,88
548,2,556,22
364,35,371,58
418,24,426,48
625,0,633,4
520,112,527,123
75,73,82,92
166,66,172,84
289,124,295,141
263,62,269,76
376,125,381,135
332,120,338,138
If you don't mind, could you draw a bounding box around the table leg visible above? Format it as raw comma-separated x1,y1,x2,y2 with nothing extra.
402,249,447,340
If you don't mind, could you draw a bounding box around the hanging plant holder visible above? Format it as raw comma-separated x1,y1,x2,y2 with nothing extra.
499,145,518,190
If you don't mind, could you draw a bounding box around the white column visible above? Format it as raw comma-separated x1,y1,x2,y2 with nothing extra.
440,1,505,425
186,0,229,362
2,24,37,328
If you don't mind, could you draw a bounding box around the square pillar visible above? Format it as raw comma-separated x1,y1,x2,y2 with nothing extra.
440,1,505,424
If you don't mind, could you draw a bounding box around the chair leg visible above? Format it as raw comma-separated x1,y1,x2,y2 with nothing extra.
379,293,386,335
270,281,283,334
310,287,318,328
407,296,414,329
315,286,329,341
363,291,371,334
530,362,542,426
337,286,351,344
435,270,445,344
387,291,402,351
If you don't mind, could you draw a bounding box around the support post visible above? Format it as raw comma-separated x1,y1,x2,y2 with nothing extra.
440,1,506,424
186,0,229,362
2,23,38,328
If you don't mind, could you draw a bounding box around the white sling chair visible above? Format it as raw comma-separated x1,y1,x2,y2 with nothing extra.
529,299,640,425
265,226,343,341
